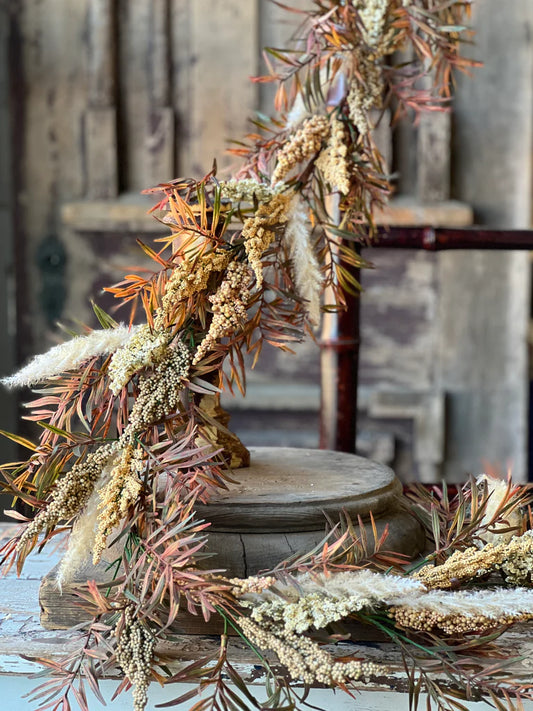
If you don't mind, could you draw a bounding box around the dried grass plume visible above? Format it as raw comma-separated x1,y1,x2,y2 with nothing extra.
2,325,140,388
284,195,323,327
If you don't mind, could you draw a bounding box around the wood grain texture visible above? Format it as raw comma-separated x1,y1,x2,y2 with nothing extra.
144,1,174,186
415,69,450,203
371,109,393,173
441,0,533,482
61,195,166,233
201,507,424,578
118,0,161,190
195,447,401,531
148,0,171,107
144,106,175,186
39,506,423,630
417,111,450,202
38,502,425,630
85,107,118,198
373,197,472,227
87,0,116,107
8,0,532,508
172,0,259,178
16,0,91,358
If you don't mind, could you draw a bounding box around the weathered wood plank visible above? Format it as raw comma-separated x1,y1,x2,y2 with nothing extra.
440,0,533,482
144,106,174,186
61,195,166,233
173,1,259,178
359,249,440,391
118,0,153,190
117,0,175,189
391,45,417,196
258,0,310,115
371,109,393,174
37,450,424,629
368,391,444,483
148,0,170,107
87,0,116,107
85,0,118,197
417,111,450,202
85,107,118,198
145,1,174,186
373,197,472,226
416,69,451,203
17,0,92,356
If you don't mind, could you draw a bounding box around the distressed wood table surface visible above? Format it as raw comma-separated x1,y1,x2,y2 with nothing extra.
1,523,533,710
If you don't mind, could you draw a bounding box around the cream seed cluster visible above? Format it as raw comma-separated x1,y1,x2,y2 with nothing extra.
128,343,191,432
237,569,425,607
1,325,138,389
193,261,252,364
17,442,118,552
219,178,283,204
392,606,533,636
345,0,394,136
346,62,383,136
0,3,495,711
92,344,191,562
238,616,383,686
108,324,169,395
271,115,330,184
315,115,351,196
241,192,292,288
238,570,420,639
357,0,392,49
154,249,230,331
244,590,372,635
93,443,143,564
235,566,533,643
416,530,533,589
501,531,533,584
56,458,116,586
115,606,155,711
16,331,191,565
229,575,277,595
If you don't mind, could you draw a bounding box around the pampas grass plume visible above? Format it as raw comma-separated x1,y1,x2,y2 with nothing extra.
2,324,139,388
244,568,533,621
284,196,323,328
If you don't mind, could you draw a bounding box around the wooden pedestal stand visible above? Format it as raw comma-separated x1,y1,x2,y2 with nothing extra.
39,447,424,633
195,447,423,575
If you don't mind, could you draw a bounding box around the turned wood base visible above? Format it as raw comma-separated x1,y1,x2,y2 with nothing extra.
40,447,425,632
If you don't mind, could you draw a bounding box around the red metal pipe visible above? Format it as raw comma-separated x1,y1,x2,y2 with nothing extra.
371,227,533,250
319,275,360,453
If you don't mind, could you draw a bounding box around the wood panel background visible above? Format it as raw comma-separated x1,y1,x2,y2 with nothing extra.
1,1,532,489
0,8,17,516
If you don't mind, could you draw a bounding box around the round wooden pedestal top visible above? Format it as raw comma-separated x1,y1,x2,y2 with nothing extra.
195,446,402,533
